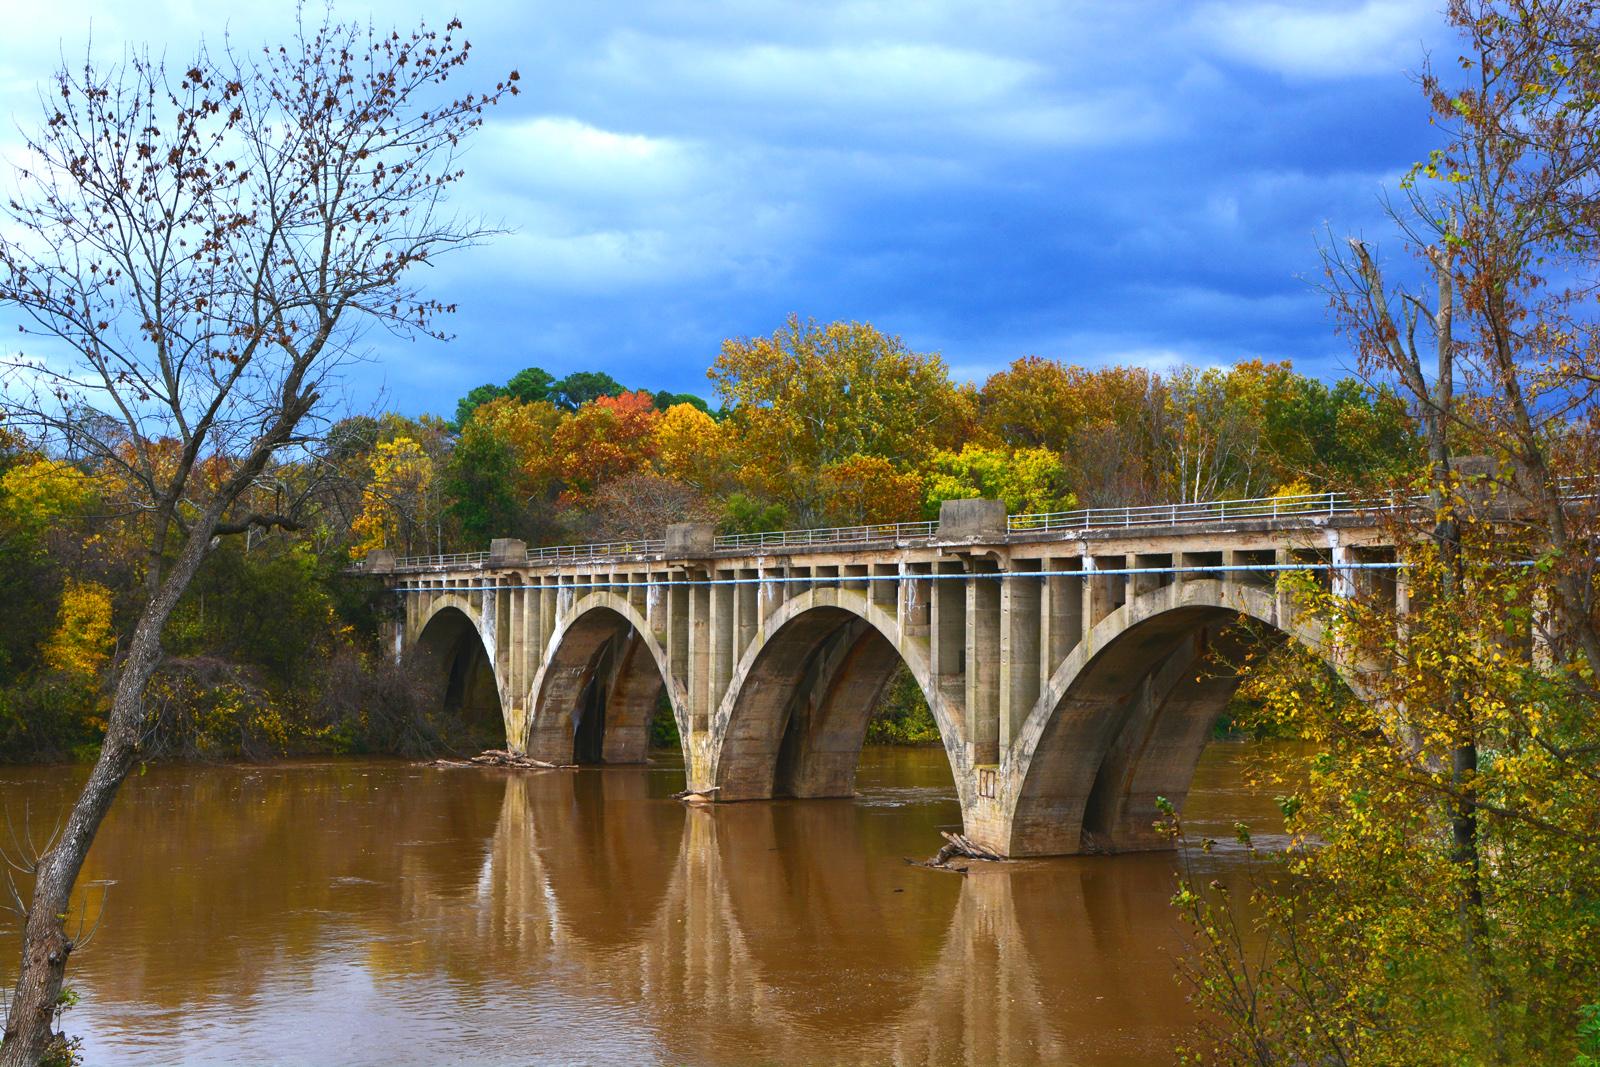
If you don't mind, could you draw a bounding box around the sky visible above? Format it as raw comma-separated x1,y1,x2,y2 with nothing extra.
0,0,1452,415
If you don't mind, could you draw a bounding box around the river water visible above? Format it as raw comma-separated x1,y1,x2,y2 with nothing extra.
0,744,1286,1066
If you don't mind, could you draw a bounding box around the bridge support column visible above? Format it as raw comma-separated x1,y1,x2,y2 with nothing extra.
1085,554,1123,631
689,576,711,731
711,573,735,719
966,561,1002,767
1040,557,1080,683
1000,562,1040,755
900,562,931,639
1331,543,1358,600
932,562,966,705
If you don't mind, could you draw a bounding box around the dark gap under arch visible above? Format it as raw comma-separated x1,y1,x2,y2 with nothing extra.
413,605,505,751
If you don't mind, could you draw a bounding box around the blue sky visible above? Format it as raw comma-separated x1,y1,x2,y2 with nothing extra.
0,1,1448,415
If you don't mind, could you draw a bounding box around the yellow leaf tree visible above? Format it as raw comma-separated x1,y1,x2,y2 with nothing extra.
711,315,971,524
0,458,97,541
923,443,1073,517
42,580,114,678
351,437,436,556
654,402,727,492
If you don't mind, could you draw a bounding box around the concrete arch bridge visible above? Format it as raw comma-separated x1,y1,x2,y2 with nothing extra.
362,495,1401,856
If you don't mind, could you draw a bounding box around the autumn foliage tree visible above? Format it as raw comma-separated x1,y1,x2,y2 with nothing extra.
977,355,1099,452
1173,2,1600,1061
552,390,661,503
0,13,515,1064
815,455,925,526
923,444,1072,515
710,315,971,524
351,438,437,557
653,401,727,493
977,358,1414,507
0,454,103,741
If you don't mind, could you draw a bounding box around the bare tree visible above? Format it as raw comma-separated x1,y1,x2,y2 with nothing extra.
0,13,516,1064
581,472,720,542
1331,0,1600,672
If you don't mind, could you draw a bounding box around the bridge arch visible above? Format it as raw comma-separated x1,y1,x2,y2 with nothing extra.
710,587,973,808
523,591,690,767
1000,578,1346,856
410,594,508,747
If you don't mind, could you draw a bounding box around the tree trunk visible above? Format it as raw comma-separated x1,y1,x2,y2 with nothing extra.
0,515,213,1067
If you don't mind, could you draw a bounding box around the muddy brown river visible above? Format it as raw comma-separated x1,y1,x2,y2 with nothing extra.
0,744,1287,1066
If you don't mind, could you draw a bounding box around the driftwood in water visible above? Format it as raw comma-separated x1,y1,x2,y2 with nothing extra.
923,831,1006,868
425,749,575,770
671,785,721,804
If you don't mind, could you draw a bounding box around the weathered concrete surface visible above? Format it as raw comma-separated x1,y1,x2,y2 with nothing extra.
666,523,717,557
937,498,1007,541
382,501,1388,856
489,538,528,565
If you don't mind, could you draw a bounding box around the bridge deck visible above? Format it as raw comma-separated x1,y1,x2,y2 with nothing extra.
359,490,1402,574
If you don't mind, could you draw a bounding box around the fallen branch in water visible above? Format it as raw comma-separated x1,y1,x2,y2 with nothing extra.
919,831,1006,869
671,785,720,804
424,749,576,771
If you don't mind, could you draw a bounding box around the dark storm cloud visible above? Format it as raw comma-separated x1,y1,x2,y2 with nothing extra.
0,0,1447,414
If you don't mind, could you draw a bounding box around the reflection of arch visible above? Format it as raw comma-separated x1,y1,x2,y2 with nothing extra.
414,597,505,747
891,868,1067,1065
715,798,960,997
530,769,689,949
1005,579,1340,856
524,592,687,767
710,588,970,806
477,769,791,1046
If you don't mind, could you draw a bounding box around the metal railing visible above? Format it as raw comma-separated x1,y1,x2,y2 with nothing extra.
389,550,489,570
369,490,1406,572
714,519,937,552
525,538,665,563
1006,491,1366,533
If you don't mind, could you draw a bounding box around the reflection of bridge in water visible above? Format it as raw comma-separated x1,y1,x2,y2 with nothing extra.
363,493,1403,856
404,767,1200,1066
34,755,1242,1063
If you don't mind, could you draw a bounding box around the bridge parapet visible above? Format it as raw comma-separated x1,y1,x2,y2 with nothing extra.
935,497,1008,542
362,490,1408,576
665,522,717,558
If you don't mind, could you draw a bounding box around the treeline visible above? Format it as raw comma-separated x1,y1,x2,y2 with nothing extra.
0,316,1417,762
349,315,1416,558
0,424,459,762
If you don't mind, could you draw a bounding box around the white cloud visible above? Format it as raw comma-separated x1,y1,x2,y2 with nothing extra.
1194,0,1435,79
0,0,1455,408
946,343,1200,386
442,116,820,294
585,29,1165,148
1207,193,1241,227
955,94,1167,146
476,116,700,201
598,34,1036,112
1096,346,1202,374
